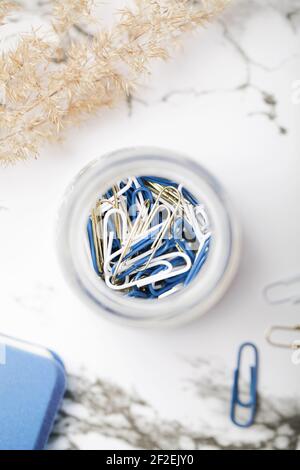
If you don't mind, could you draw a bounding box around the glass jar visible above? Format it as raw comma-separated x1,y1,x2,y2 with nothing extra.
56,147,241,327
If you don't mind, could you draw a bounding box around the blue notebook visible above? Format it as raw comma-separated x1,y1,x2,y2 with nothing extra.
0,334,66,450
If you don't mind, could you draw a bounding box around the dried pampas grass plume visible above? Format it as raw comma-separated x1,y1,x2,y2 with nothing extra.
0,0,230,164
0,1,18,24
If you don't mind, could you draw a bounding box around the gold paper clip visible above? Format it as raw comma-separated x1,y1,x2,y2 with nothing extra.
265,325,300,349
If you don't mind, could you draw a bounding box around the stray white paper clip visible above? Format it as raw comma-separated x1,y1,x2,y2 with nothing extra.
263,275,300,305
0,343,6,365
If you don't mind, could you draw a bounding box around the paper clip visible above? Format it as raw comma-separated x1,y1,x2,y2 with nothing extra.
132,186,154,212
87,218,101,275
230,342,259,428
142,176,198,206
265,325,300,349
263,275,300,305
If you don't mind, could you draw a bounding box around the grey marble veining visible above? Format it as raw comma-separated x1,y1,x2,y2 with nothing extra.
126,0,299,135
48,358,300,450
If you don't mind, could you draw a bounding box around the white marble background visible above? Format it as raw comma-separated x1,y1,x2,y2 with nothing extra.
1,0,300,450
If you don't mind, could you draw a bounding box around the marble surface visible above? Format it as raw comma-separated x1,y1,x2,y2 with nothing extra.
1,0,300,450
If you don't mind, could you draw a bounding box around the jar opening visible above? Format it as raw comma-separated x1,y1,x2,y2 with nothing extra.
85,173,213,302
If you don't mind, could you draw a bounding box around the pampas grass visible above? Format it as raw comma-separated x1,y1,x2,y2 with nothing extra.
0,0,230,164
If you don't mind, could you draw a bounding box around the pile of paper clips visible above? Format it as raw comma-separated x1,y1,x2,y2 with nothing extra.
87,176,212,299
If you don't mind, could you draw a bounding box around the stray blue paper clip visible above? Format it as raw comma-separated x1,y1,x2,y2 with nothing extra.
230,342,259,428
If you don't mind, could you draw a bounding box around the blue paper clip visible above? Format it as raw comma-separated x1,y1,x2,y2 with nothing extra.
132,186,154,206
230,342,259,428
131,186,154,220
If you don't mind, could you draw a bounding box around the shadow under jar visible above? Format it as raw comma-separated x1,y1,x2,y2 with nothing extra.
56,147,241,327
